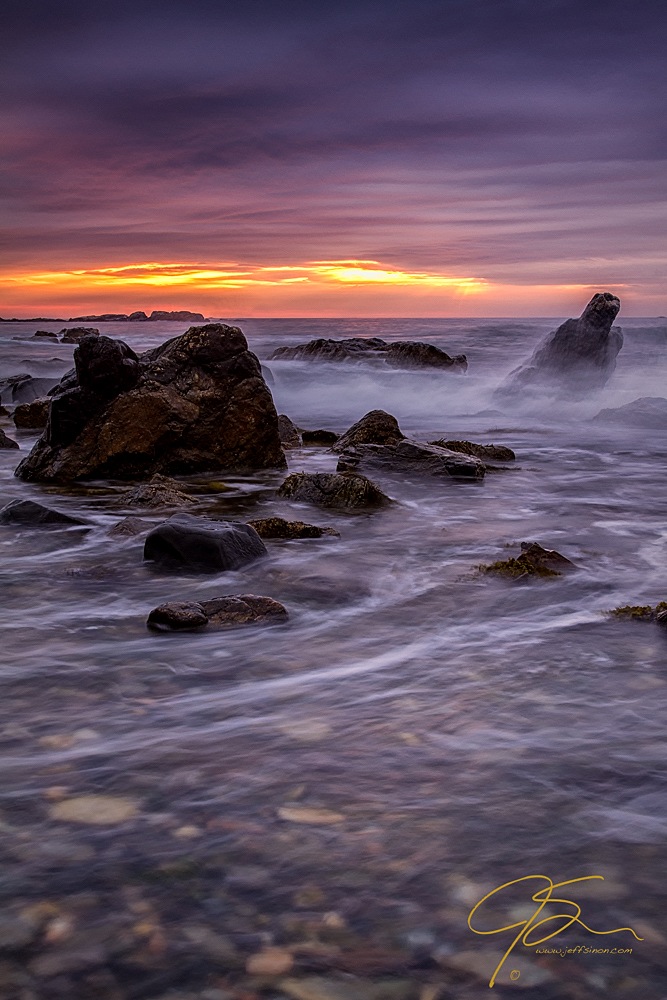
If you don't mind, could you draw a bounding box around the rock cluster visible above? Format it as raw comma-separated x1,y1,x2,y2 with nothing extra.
270,336,467,371
15,324,286,482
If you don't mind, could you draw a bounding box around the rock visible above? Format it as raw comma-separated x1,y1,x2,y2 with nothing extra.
429,439,515,462
144,515,267,571
593,396,667,429
13,397,50,429
278,472,393,508
60,326,100,343
147,594,288,631
34,329,59,339
270,336,467,371
15,323,286,482
336,439,485,481
108,516,147,536
278,414,302,448
0,405,8,416
0,499,87,526
334,410,405,452
246,947,294,975
247,517,339,539
0,374,59,404
148,310,206,322
481,541,576,579
121,473,197,508
277,806,346,824
494,292,622,400
301,429,339,445
610,601,667,624
49,794,139,824
0,428,19,449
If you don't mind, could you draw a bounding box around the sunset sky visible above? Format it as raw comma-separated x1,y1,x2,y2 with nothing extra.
2,0,665,317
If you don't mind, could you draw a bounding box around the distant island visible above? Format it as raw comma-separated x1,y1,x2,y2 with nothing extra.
0,310,207,323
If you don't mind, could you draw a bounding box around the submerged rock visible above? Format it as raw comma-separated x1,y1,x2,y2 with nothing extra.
278,413,302,448
0,428,19,449
429,438,515,462
147,594,288,631
13,398,50,429
494,292,622,401
144,514,267,571
0,498,87,526
121,473,197,508
593,396,667,429
0,374,59,404
33,329,59,340
334,410,405,452
15,324,286,482
337,439,485,480
108,515,147,537
610,602,667,625
270,336,467,371
59,326,100,343
247,516,339,538
481,541,575,579
278,471,393,508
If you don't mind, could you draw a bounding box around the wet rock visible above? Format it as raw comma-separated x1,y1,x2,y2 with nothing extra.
429,439,515,462
334,410,405,452
59,326,100,343
34,329,59,339
16,323,286,482
494,292,622,400
108,516,149,536
270,336,467,371
0,373,59,404
336,440,485,481
278,472,393,508
147,594,288,631
610,601,667,624
49,794,139,824
481,541,575,579
279,413,302,448
144,515,267,571
593,396,667,429
247,517,339,539
0,498,87,526
301,429,339,446
0,405,8,417
0,428,19,449
13,397,50,429
121,473,197,508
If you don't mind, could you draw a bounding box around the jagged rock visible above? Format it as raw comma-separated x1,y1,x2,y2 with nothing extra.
494,292,622,400
593,396,667,429
34,329,59,339
60,326,100,343
0,499,87,526
120,473,197,508
429,439,515,462
147,594,288,631
144,514,267,571
336,439,485,480
278,414,302,448
13,398,50,429
247,517,339,538
15,323,286,482
301,429,339,445
270,336,467,371
0,374,59,404
108,516,147,537
609,601,667,624
0,428,19,449
278,472,393,508
334,410,405,452
481,541,575,579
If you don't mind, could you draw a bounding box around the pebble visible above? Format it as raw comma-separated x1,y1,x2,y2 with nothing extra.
172,824,203,839
49,794,139,825
277,806,346,825
246,946,294,975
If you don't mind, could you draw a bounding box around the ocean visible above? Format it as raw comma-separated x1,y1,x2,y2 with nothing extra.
0,315,666,998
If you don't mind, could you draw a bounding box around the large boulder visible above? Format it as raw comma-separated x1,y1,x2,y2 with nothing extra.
334,410,405,452
15,324,286,482
278,471,393,508
592,396,667,430
147,594,288,631
144,514,267,571
336,439,485,481
270,337,467,371
494,292,622,401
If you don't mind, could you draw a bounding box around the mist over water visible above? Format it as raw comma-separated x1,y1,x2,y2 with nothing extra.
1,316,666,997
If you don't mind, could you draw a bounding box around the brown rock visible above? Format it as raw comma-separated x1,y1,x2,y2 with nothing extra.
121,474,197,508
429,439,515,462
0,428,19,450
334,410,405,452
481,541,575,579
278,472,393,508
247,517,339,539
13,398,50,429
147,594,288,631
301,429,339,445
60,326,100,343
278,413,302,448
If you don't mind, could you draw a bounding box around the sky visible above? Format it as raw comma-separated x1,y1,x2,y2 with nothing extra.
1,0,665,317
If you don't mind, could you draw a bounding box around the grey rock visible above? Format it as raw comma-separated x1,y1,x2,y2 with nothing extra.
147,594,288,631
334,410,405,452
270,336,467,371
0,499,87,526
144,515,267,571
121,473,197,508
0,428,19,450
593,396,667,429
336,439,485,480
60,326,100,343
301,429,339,445
429,438,515,462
